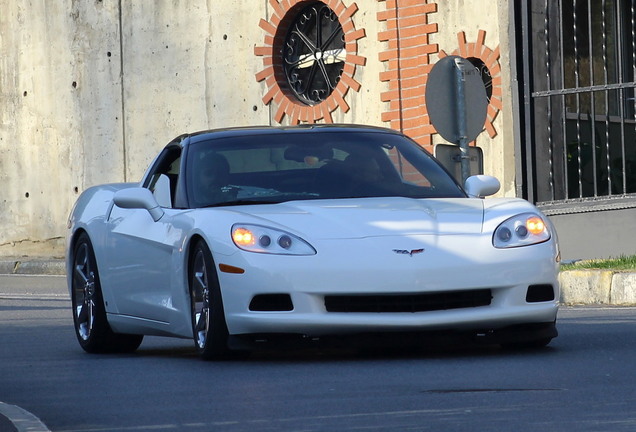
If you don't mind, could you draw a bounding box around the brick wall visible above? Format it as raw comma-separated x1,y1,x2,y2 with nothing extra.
377,0,438,151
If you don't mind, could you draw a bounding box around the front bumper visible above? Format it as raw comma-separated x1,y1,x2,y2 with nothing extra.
216,234,560,338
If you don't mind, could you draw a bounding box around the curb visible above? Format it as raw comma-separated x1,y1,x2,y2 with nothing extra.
559,270,636,305
0,402,50,432
0,259,65,276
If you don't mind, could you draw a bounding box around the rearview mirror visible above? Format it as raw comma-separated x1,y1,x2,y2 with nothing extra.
464,175,500,198
113,187,164,222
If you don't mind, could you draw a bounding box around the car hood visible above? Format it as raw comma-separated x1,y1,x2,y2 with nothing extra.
227,197,486,239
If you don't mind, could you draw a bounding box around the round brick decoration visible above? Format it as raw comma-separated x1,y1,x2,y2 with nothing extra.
254,0,366,124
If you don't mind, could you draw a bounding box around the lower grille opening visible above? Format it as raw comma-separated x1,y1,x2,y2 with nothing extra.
324,289,492,313
249,294,294,312
526,284,555,302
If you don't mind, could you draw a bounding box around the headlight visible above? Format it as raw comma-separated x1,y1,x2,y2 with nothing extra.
231,224,316,255
493,213,551,248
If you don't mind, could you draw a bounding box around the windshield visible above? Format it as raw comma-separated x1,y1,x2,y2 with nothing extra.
185,130,465,208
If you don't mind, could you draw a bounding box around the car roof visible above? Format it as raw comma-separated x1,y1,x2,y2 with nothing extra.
171,124,404,147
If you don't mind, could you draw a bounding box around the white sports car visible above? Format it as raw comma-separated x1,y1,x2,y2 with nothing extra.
66,125,560,359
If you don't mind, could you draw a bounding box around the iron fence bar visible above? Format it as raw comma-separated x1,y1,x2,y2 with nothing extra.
510,2,527,198
545,0,555,200
559,0,569,199
602,0,612,196
553,111,636,122
522,2,536,202
587,0,599,197
631,0,636,121
532,80,636,96
574,0,583,198
617,0,628,194
538,193,636,214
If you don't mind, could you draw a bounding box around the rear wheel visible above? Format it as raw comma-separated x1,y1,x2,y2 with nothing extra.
71,233,143,353
189,240,230,360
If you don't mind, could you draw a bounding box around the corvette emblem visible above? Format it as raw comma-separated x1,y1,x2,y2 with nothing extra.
393,248,425,257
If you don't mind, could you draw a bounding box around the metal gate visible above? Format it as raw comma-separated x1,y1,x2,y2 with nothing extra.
517,0,636,214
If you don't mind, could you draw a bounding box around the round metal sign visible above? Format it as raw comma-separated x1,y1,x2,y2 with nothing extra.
425,56,489,144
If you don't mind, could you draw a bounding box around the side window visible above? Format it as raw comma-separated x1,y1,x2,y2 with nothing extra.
144,147,182,208
148,173,173,208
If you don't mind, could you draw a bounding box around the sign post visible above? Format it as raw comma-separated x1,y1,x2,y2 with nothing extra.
425,56,488,184
453,57,471,183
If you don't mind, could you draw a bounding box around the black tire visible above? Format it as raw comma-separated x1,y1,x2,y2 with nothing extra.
189,240,231,360
71,232,143,354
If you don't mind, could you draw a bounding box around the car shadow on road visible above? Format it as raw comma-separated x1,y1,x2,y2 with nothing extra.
130,335,559,363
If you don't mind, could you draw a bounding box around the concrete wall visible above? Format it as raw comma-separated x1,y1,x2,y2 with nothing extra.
0,0,515,257
549,208,636,261
0,1,124,256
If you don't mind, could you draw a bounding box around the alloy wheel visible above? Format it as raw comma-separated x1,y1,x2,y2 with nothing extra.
192,249,211,350
73,242,96,341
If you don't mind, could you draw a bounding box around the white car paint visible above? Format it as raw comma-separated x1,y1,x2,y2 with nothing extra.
69,193,559,338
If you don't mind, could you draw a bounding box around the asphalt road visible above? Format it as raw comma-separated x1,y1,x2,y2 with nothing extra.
1,274,636,432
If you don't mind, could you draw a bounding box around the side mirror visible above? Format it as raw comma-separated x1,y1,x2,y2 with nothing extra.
113,187,164,222
464,175,500,198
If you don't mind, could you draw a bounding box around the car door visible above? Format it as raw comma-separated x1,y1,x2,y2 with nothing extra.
101,146,184,323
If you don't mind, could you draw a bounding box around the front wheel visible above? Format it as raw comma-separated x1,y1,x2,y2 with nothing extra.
189,240,231,360
71,232,143,353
